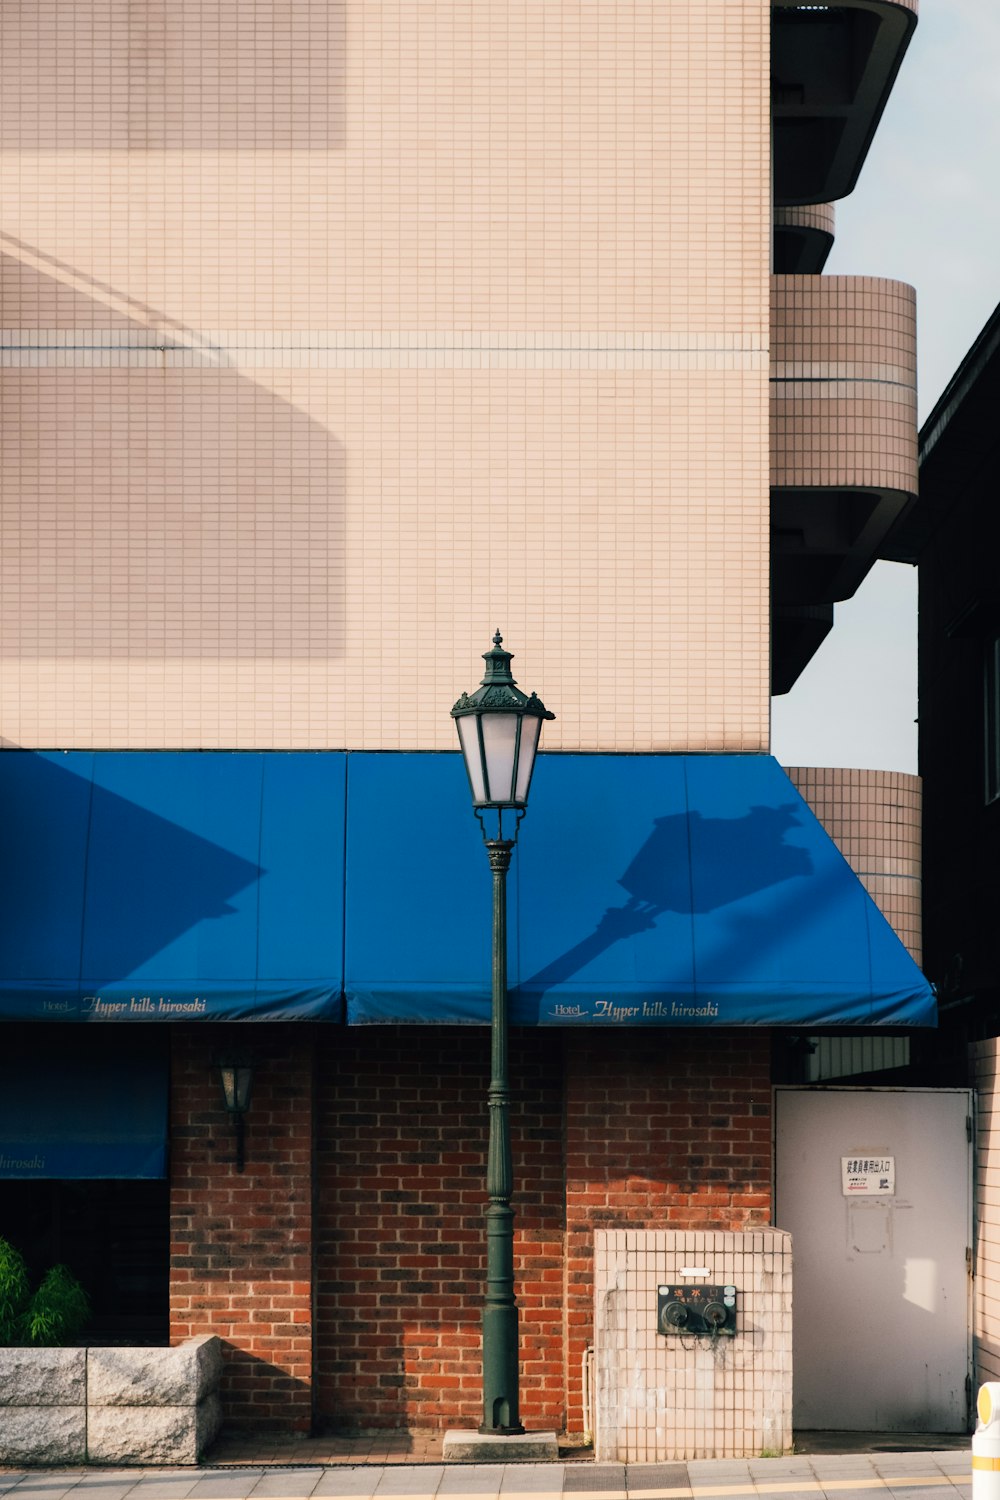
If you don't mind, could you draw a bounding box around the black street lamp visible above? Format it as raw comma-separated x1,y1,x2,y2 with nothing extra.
452,631,554,1436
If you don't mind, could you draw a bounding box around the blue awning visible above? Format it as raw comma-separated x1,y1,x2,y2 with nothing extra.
0,750,935,1027
0,1037,167,1177
0,751,345,1021
345,753,936,1027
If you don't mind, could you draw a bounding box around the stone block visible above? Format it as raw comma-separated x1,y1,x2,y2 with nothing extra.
197,1389,224,1453
0,1347,86,1407
442,1429,560,1462
87,1335,223,1407
190,1333,224,1399
87,1393,223,1465
0,1405,86,1464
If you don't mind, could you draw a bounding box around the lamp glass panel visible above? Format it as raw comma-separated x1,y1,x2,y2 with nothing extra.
219,1064,253,1113
514,715,541,804
482,712,518,804
233,1067,254,1112
457,716,487,803
219,1065,238,1112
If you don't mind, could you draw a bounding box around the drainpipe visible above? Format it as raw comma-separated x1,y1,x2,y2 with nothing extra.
582,1344,595,1446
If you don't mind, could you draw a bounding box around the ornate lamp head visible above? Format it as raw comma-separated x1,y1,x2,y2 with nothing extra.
451,631,554,811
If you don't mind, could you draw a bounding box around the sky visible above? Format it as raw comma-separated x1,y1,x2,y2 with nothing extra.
770,0,1000,774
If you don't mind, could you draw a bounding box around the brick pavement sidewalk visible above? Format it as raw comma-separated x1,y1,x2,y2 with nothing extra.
0,1449,975,1500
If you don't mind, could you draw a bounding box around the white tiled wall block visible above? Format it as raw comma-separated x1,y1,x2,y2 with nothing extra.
594,1228,793,1461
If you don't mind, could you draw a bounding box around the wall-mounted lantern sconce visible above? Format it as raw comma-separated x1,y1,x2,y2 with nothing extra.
216,1059,254,1172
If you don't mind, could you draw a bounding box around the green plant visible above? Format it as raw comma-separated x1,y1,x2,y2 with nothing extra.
0,1236,30,1344
0,1236,90,1347
16,1264,91,1348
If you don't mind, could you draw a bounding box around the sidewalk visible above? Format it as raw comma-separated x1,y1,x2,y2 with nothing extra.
0,1448,973,1500
202,1431,972,1469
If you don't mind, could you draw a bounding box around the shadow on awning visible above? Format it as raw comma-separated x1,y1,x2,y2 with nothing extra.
345,754,935,1028
0,751,345,1020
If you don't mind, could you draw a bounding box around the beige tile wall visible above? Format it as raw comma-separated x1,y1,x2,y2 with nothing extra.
786,767,923,961
770,276,918,495
594,1228,793,1461
0,0,770,752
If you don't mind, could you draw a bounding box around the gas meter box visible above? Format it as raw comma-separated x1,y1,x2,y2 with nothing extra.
657,1284,737,1337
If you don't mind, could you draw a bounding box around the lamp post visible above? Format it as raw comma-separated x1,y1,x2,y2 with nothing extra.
452,631,554,1436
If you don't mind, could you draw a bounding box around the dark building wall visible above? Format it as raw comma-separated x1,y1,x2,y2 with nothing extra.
917,366,1000,1017
915,315,1000,1416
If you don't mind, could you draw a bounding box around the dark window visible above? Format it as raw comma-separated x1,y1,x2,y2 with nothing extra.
986,633,1000,804
0,1178,169,1344
0,1027,169,1345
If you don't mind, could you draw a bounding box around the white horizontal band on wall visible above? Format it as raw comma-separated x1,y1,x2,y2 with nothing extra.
0,328,767,371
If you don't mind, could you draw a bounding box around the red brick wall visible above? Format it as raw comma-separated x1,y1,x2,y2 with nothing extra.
167,1024,771,1435
169,1025,316,1430
314,1027,566,1432
313,1026,771,1435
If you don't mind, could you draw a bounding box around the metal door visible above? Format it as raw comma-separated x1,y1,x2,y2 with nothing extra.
774,1087,972,1431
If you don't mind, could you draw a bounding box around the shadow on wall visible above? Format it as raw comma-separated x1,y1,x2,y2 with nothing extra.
217,1345,314,1434
0,0,346,149
0,250,346,663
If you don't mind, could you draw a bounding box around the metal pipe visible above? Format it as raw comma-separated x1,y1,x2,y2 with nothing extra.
582,1344,595,1447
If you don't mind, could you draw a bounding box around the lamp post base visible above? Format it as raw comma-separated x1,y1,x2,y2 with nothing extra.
442,1430,560,1464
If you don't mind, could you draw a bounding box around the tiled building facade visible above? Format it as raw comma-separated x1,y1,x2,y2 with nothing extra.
1,0,769,753
0,0,935,1457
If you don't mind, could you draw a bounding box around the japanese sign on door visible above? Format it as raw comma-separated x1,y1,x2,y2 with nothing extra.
841,1155,895,1195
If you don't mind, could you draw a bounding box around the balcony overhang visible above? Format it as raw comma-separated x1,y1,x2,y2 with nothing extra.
772,0,918,207
774,204,836,274
772,485,912,604
770,483,912,694
772,604,834,698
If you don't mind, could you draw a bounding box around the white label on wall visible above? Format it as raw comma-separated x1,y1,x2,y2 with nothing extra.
841,1155,895,1196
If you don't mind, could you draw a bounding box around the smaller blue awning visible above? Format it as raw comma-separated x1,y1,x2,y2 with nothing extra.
345,753,936,1028
0,1038,167,1178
